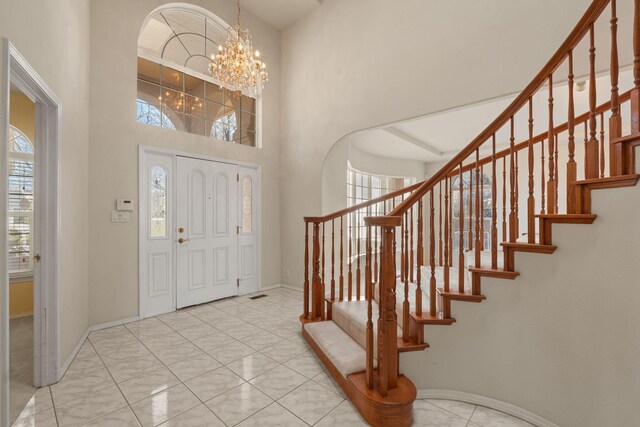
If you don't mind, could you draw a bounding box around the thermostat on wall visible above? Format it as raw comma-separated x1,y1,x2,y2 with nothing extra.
116,199,134,211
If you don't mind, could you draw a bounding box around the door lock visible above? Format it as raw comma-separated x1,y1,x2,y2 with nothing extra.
178,238,190,244
33,254,41,262
178,227,185,233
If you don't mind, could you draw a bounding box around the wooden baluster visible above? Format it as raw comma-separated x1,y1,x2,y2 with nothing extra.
548,75,557,214
321,222,325,320
356,212,361,301
439,182,443,266
567,50,578,213
410,206,414,283
502,156,507,244
340,217,344,301
475,149,481,268
516,150,520,238
458,164,465,293
402,210,410,341
400,210,405,288
304,222,309,319
416,197,423,317
348,213,353,301
528,97,536,240
468,171,473,252
429,191,436,317
554,134,559,213
586,23,600,179
444,178,450,292
449,177,453,267
365,224,373,389
541,138,546,215
491,134,498,269
374,205,379,284
480,167,485,251
311,222,321,320
628,0,640,174
584,121,589,171
600,113,606,178
609,0,623,176
510,116,517,242
331,219,335,303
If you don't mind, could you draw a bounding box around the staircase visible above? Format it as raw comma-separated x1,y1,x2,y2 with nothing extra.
299,1,640,425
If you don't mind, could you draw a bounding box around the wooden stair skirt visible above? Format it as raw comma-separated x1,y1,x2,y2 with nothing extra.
301,319,416,426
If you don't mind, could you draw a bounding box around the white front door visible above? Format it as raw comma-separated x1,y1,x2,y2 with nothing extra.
238,166,259,295
176,156,238,308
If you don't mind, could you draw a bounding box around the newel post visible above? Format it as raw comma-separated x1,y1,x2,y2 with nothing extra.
370,216,401,397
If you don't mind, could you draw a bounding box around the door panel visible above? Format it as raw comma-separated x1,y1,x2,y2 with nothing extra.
177,157,238,308
238,167,259,295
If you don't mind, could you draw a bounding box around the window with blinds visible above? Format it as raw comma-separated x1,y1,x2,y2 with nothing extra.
8,126,34,275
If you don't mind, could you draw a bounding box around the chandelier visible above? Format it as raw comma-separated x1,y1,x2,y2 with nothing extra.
209,0,268,94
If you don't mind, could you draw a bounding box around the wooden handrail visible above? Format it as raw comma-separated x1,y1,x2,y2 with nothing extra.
447,89,632,178
304,180,423,223
362,0,613,225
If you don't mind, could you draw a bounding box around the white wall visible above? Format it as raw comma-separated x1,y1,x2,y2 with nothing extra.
88,0,282,325
0,0,91,369
401,171,640,427
280,0,615,288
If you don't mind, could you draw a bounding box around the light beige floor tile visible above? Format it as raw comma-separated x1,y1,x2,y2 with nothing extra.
226,353,279,381
412,400,469,427
205,383,273,426
103,354,164,384
173,323,218,341
50,364,115,406
248,365,308,400
190,331,236,352
184,367,245,401
312,370,345,398
206,341,255,365
224,323,259,340
278,380,343,425
11,408,58,427
259,340,307,363
119,367,181,404
167,353,221,382
131,384,201,427
236,403,306,427
470,405,535,427
425,398,477,420
83,406,141,426
158,404,225,427
315,400,368,426
55,385,127,426
13,387,53,420
283,352,324,378
239,331,283,351
151,342,203,365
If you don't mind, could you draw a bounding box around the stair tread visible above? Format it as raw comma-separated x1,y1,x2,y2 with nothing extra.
436,288,486,302
411,311,456,325
500,242,557,254
467,267,520,279
535,213,597,219
611,132,640,144
304,320,375,377
397,337,430,352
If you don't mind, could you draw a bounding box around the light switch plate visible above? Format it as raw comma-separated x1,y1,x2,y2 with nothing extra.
111,211,130,222
116,199,134,211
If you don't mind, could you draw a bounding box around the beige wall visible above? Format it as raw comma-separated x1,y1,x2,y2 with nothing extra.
88,0,282,325
0,0,91,369
280,0,610,289
402,176,640,426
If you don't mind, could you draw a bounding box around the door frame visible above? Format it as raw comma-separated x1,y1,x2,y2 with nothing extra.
138,145,262,318
1,39,61,424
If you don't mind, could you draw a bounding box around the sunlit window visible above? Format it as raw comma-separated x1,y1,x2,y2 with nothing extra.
241,176,253,233
451,171,492,250
150,166,168,238
8,126,34,274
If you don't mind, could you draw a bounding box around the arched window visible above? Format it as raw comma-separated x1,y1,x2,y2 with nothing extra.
8,126,35,274
136,6,257,146
451,171,492,250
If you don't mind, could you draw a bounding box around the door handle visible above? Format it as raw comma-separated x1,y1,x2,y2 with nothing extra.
178,238,190,244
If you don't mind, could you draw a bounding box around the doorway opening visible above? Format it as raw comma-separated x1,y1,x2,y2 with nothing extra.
1,40,60,426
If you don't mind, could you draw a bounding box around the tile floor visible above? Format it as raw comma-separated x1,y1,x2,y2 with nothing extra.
11,287,535,426
10,315,35,424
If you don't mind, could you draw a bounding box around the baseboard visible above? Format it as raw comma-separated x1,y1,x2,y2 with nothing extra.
9,312,33,320
57,315,140,382
416,389,558,427
261,283,303,293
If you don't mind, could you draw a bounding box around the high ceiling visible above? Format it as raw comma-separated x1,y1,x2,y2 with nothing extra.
240,0,322,30
351,68,635,163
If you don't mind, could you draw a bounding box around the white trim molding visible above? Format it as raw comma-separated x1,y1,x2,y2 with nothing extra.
416,389,559,427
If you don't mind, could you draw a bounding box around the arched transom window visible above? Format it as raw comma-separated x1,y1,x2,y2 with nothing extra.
137,6,258,147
